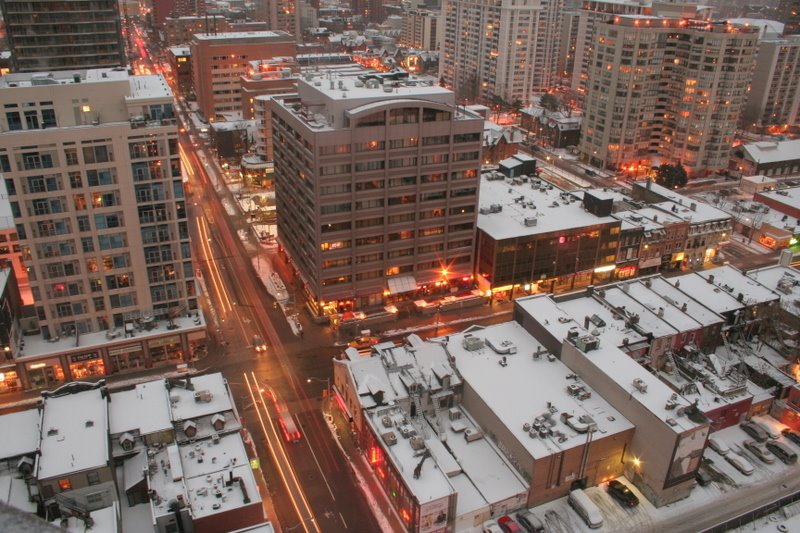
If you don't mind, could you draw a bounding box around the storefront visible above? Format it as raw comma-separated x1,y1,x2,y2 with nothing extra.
67,352,105,380
108,343,145,373
187,331,207,361
148,335,183,365
0,367,20,394
26,358,65,389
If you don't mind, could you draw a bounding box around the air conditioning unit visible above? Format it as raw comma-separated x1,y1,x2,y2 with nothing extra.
632,378,648,393
193,390,213,403
381,431,397,446
524,217,538,227
575,335,599,352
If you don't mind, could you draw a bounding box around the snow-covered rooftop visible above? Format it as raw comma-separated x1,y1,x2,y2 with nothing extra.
569,342,702,433
37,388,108,479
447,322,634,459
109,381,172,436
168,374,235,422
668,272,744,315
128,74,173,100
743,139,800,164
193,30,289,40
746,265,800,315
601,285,680,339
757,186,800,211
556,294,649,350
620,279,704,333
645,276,724,327
694,265,780,306
478,174,617,240
0,68,129,88
0,410,40,460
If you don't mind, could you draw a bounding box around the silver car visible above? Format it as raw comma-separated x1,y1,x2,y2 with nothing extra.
743,439,776,464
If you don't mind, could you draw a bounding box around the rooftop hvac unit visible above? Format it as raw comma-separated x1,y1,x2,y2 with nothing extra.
410,436,426,450
524,217,538,227
490,204,503,213
448,408,461,421
462,335,484,351
194,390,213,403
479,207,491,215
381,431,398,446
632,378,648,393
382,416,393,428
576,335,599,352
464,429,484,442
399,426,416,439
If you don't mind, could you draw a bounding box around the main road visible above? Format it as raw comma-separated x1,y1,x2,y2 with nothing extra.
178,108,382,532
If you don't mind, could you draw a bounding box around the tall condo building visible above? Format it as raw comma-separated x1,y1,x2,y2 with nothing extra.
190,31,296,121
579,17,758,176
270,75,484,317
1,0,126,73
256,0,301,38
0,69,197,340
742,35,800,129
400,9,440,51
439,0,563,104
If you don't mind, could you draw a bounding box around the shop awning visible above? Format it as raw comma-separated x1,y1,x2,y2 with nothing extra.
387,275,417,295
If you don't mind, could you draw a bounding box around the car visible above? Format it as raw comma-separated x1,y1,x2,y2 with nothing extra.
253,335,267,352
743,439,776,464
497,515,522,533
606,479,639,507
740,421,769,443
516,510,545,533
695,469,713,486
725,452,754,476
707,436,730,456
765,441,798,464
585,169,597,176
752,420,781,440
782,429,800,447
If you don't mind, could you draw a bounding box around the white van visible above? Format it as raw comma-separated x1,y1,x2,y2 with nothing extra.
568,489,603,529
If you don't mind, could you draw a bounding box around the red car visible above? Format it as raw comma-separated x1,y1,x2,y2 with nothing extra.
497,516,522,533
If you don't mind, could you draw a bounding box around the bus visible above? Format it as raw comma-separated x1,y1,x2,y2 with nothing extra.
264,388,302,443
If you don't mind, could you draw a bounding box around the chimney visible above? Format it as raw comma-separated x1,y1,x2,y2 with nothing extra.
586,285,594,296
657,307,664,318
646,179,652,190
681,302,687,312
707,274,715,284
690,202,697,211
584,316,591,329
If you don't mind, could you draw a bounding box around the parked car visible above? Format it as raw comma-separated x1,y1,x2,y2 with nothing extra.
695,469,713,486
752,420,781,440
743,440,776,464
740,421,769,443
725,452,755,475
766,441,798,464
516,510,545,533
707,436,730,456
497,515,522,533
568,489,604,529
606,479,639,507
782,429,800,447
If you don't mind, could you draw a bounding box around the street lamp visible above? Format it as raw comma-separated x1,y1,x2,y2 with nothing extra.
306,376,330,396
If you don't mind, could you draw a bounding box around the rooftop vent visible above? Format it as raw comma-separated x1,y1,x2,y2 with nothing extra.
47,428,58,437
524,217,538,227
464,429,484,442
381,416,393,428
632,378,648,393
85,420,94,428
409,436,425,450
194,390,213,403
462,335,484,351
381,431,397,446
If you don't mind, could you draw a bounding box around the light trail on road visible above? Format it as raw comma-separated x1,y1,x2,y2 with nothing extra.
195,215,233,314
244,372,321,533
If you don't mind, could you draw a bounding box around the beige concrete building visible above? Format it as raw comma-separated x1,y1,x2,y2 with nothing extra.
270,74,484,317
742,35,800,129
0,69,199,342
579,17,759,176
400,9,440,51
440,0,563,104
191,31,296,121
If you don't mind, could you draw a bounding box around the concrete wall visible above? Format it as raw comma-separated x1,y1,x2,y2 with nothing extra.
560,342,702,507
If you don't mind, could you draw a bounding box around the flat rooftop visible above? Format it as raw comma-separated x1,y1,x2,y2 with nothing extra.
0,68,129,88
37,388,108,480
128,74,173,100
668,272,744,315
757,186,800,211
746,265,800,315
744,139,800,164
478,174,618,240
0,410,40,460
600,285,680,339
446,321,634,459
645,276,724,328
109,381,172,436
555,294,649,350
193,30,291,41
694,265,779,306
168,374,235,422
